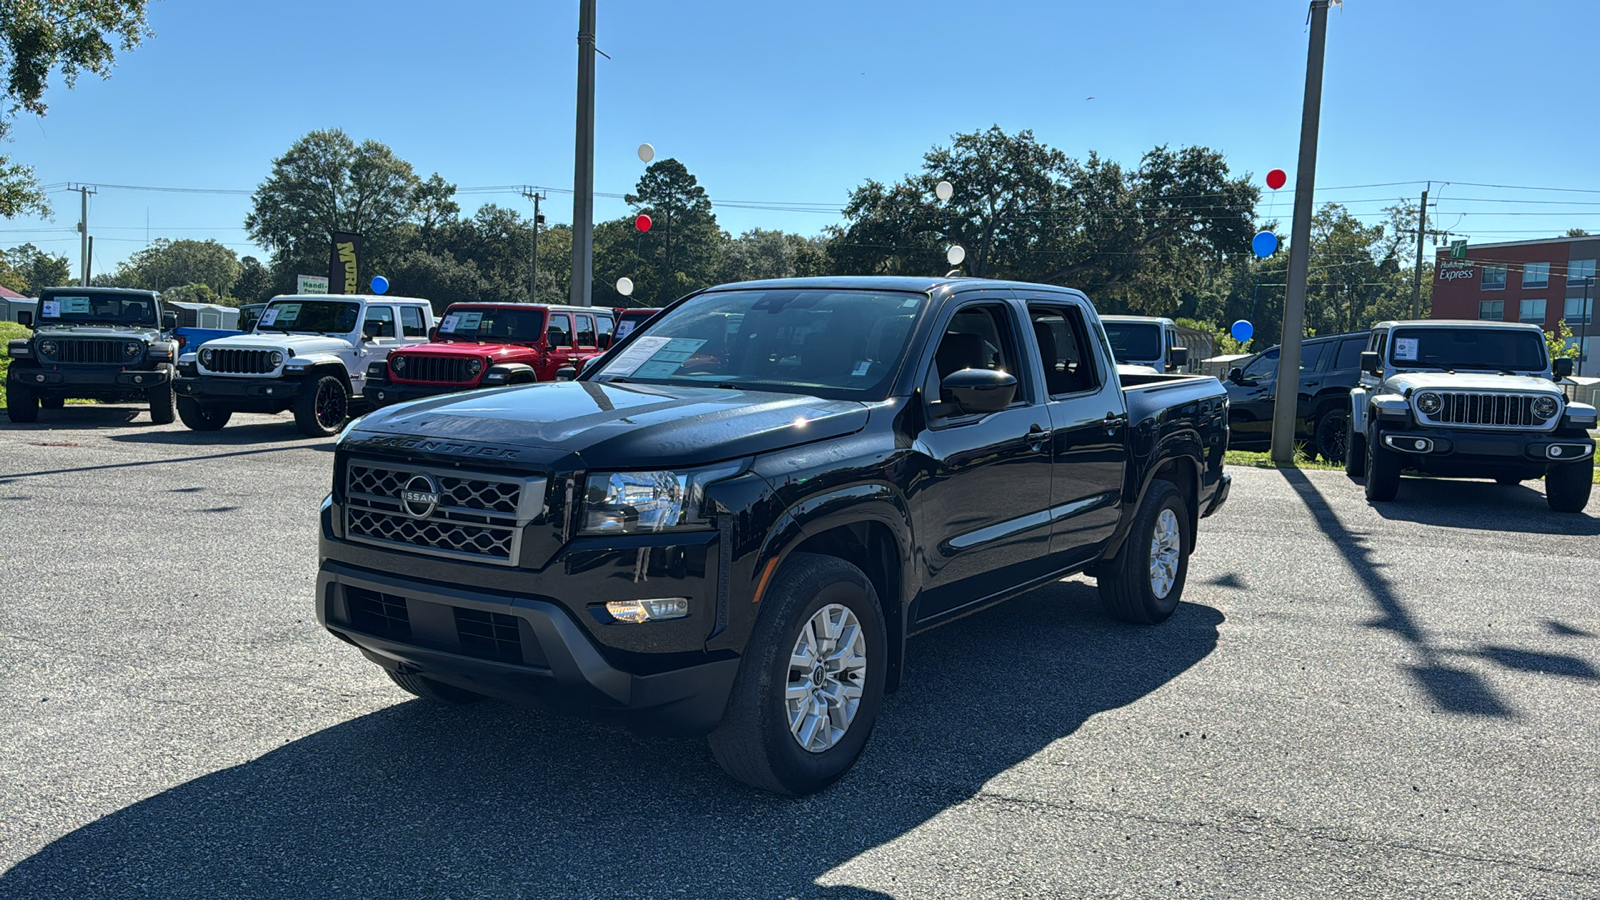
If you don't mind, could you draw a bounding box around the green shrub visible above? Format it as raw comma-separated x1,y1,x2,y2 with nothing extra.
0,320,30,409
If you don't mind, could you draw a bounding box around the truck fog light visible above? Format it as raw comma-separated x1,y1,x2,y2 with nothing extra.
1413,440,1426,451
1550,446,1563,457
604,598,690,623
134,375,144,384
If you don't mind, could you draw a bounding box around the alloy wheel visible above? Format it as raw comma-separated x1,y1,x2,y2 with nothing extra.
786,603,868,753
1149,508,1181,599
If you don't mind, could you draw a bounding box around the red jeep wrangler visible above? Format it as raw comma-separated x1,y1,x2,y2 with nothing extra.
366,303,618,408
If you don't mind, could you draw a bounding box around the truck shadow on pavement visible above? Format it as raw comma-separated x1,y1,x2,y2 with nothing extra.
0,584,1222,900
110,423,332,447
1364,476,1600,535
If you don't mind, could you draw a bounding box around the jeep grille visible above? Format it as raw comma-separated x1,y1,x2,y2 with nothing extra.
344,462,545,566
204,348,276,375
1417,391,1557,430
42,338,140,364
391,353,478,384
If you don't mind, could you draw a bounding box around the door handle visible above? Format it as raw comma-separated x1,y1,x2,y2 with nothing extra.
1103,413,1127,434
1026,425,1053,448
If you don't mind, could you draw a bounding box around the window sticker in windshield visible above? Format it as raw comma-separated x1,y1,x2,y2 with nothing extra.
438,314,459,333
1394,337,1419,361
258,308,280,327
40,300,61,318
615,320,638,340
452,311,483,333
60,296,91,314
632,338,707,379
270,303,301,325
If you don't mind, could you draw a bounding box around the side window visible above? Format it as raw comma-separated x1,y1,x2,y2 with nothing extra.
400,305,427,338
363,305,396,339
547,313,573,349
597,315,614,349
1242,348,1280,380
1335,338,1364,370
1299,341,1326,372
1373,331,1388,362
575,314,597,348
1029,305,1101,396
924,304,1024,408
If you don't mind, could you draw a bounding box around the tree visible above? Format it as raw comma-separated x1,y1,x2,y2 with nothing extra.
0,1,152,218
1547,320,1581,361
4,242,70,292
246,129,445,290
111,238,241,296
1567,228,1589,238
618,158,723,306
718,229,829,284
160,282,221,305
234,256,273,303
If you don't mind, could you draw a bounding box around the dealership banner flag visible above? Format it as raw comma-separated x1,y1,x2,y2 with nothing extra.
329,232,363,294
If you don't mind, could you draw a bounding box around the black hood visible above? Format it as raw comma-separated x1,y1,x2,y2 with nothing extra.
345,381,870,470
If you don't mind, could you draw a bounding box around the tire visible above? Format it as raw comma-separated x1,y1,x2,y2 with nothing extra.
293,374,349,437
176,396,232,431
148,381,176,425
40,395,65,410
1096,478,1190,625
1494,474,1523,486
1364,429,1401,502
1546,462,1594,513
1315,408,1349,464
385,669,486,704
6,384,39,423
1344,417,1366,478
708,552,887,796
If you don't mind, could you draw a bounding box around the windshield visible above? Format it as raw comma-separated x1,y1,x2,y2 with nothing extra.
436,307,546,342
1389,327,1547,372
38,292,158,327
255,299,360,334
590,288,924,399
1103,322,1163,362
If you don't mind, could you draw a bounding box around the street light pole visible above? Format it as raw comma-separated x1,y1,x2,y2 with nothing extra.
568,0,597,308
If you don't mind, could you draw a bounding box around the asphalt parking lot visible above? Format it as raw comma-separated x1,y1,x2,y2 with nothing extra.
1,405,1597,899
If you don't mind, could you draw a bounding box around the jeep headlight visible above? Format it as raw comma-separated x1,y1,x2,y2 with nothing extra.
1416,392,1442,415
391,355,407,374
200,348,214,366
580,462,745,535
124,341,141,359
270,350,284,367
1532,396,1559,420
467,357,483,377
38,339,57,357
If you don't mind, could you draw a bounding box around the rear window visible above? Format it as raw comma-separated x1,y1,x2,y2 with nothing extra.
1102,322,1163,362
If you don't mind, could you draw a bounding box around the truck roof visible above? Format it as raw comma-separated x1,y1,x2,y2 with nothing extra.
1101,315,1176,326
1375,319,1546,333
444,302,617,314
704,275,1090,301
267,293,433,305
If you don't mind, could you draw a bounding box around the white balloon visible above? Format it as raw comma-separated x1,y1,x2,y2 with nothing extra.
946,245,966,266
935,180,953,202
638,143,655,163
616,277,635,297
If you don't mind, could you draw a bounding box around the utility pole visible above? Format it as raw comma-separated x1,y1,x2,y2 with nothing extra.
72,184,97,285
522,188,544,301
1581,276,1594,378
568,0,597,307
1410,185,1429,319
1270,0,1332,464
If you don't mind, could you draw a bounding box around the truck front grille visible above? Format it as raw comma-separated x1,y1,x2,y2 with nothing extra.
205,348,276,374
454,607,523,663
392,354,478,384
44,338,138,364
347,586,412,640
344,462,545,566
1419,392,1553,430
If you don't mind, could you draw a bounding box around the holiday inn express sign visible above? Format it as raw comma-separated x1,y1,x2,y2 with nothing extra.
1438,259,1476,282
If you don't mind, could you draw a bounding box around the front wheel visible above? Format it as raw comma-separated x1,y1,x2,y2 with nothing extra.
1365,430,1401,502
176,396,232,431
6,384,39,423
1096,478,1190,625
293,374,349,437
1546,461,1594,513
1345,417,1367,478
148,381,176,425
1315,409,1349,464
708,552,887,796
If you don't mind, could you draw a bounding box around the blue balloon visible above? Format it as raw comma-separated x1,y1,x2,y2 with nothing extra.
1252,231,1278,259
370,275,389,295
1231,320,1254,343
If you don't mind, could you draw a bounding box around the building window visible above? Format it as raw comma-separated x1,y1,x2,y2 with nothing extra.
1521,262,1549,289
1569,259,1597,288
1565,296,1594,326
1481,264,1506,290
1479,300,1504,320
1519,298,1546,324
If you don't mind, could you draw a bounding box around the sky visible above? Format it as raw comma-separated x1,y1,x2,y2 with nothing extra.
5,0,1600,280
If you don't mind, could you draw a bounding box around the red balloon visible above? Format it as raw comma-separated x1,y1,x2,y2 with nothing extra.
1266,168,1287,190
635,214,653,232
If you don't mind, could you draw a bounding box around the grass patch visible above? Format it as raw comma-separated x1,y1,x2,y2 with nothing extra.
1224,448,1343,471
0,320,29,409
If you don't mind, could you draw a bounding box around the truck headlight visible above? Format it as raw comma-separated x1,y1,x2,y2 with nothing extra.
124,341,141,359
580,462,745,535
38,340,57,357
270,351,284,367
391,355,407,374
200,348,214,366
1416,392,1442,415
467,357,483,377
1532,396,1559,419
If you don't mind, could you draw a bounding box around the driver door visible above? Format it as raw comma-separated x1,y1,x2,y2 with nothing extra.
1228,347,1280,445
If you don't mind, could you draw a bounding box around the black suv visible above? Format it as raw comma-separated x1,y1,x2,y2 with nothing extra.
1225,331,1367,461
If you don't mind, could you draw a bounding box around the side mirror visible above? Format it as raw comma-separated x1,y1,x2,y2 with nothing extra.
428,327,439,341
941,368,1017,416
1227,367,1245,385
1553,357,1574,379
162,311,178,330
17,311,31,328
555,366,577,382
1359,350,1381,375
1168,346,1189,371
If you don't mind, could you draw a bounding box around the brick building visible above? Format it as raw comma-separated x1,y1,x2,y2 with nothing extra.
1431,234,1597,368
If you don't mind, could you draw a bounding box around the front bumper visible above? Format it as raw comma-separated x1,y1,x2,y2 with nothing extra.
1377,425,1594,476
1202,472,1231,518
175,373,301,400
9,364,169,390
366,379,480,407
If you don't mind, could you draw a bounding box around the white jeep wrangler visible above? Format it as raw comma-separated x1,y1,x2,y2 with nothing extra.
174,294,435,436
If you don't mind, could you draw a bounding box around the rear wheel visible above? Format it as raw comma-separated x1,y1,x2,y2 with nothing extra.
148,380,176,425
176,396,231,431
1097,479,1190,625
385,669,486,704
1546,462,1594,513
293,374,349,437
1344,417,1366,478
6,384,39,422
1315,409,1349,464
1365,429,1401,502
708,552,886,796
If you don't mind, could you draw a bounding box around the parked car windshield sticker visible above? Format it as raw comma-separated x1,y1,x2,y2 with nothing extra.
615,320,638,340
631,338,708,380
1394,337,1419,361
438,314,459,333
258,308,280,327
453,311,483,333
40,300,61,318
269,303,301,325
58,297,91,314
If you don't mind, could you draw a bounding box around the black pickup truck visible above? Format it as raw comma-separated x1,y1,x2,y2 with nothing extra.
317,276,1231,794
